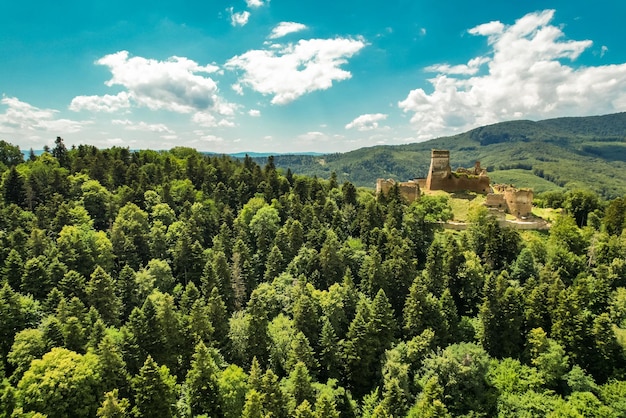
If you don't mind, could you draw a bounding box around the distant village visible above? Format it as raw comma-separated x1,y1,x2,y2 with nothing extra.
377,150,547,229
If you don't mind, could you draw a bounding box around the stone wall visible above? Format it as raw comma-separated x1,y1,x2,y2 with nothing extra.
504,188,533,218
485,186,534,218
425,150,490,194
428,172,491,194
376,178,420,203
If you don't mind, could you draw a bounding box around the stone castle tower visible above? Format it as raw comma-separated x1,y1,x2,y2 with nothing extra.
425,150,452,190
425,150,490,193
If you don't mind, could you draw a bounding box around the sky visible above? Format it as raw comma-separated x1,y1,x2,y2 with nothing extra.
1,1,626,153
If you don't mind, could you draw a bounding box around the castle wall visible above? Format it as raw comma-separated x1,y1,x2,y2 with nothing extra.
425,150,490,194
485,187,534,218
504,189,533,218
398,182,420,202
376,178,420,203
428,172,491,194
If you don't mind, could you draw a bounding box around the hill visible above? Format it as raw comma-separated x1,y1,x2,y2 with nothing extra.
253,112,626,198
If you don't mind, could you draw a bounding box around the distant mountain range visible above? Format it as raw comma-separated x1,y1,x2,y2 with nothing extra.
249,112,626,198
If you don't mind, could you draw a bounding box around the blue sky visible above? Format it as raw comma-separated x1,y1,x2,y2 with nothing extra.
1,1,626,153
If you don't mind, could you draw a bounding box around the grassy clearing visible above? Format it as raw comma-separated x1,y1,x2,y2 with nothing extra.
428,191,486,222
490,169,564,194
532,207,561,223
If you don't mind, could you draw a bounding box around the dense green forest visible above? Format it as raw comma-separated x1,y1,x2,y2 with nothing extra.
255,112,626,198
1,137,626,417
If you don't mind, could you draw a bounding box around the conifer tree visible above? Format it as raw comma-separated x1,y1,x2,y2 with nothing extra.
86,266,121,326
97,334,130,397
207,286,229,351
479,272,524,358
286,362,315,407
131,356,177,418
241,389,264,418
314,392,340,418
185,341,222,417
318,316,340,381
261,368,289,418
2,249,24,290
97,389,131,418
295,400,315,418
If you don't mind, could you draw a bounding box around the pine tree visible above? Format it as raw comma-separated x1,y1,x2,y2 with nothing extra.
286,362,315,407
186,341,222,416
295,400,315,418
403,276,442,339
97,389,131,418
370,289,396,356
241,389,264,418
3,166,26,208
2,249,24,291
97,334,130,397
264,245,284,281
343,299,376,397
261,368,289,418
479,272,524,358
314,393,340,418
86,266,121,326
319,316,340,381
213,250,235,312
131,356,177,418
207,286,230,352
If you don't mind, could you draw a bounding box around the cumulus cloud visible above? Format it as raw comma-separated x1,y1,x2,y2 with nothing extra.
226,37,366,104
92,51,223,113
70,51,235,129
345,113,388,131
228,8,250,27
269,22,307,39
398,9,626,140
0,96,90,138
246,0,268,8
69,92,131,112
248,109,261,117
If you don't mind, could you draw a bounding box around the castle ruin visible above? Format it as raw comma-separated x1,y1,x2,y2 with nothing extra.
422,150,490,193
376,149,534,219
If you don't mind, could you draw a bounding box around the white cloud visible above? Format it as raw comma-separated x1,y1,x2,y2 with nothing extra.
112,119,174,133
269,22,307,39
425,57,490,76
399,9,626,140
93,51,223,113
248,109,261,117
69,92,131,112
246,0,268,8
345,113,388,131
226,37,366,104
71,51,236,130
191,110,236,128
601,45,608,57
0,97,90,139
229,8,250,27
199,134,224,143
298,131,328,142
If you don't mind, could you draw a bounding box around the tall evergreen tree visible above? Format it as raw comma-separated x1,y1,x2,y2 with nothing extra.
131,356,177,418
185,341,222,417
86,266,121,326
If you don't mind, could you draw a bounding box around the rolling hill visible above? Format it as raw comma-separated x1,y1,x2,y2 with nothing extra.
252,112,626,198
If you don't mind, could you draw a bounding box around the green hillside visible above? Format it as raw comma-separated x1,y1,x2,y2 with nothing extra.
257,112,626,198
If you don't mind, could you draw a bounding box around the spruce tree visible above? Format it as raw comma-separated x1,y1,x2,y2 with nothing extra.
185,341,222,417
131,356,177,418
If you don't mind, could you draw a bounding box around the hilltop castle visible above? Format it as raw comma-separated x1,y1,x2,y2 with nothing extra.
376,150,534,219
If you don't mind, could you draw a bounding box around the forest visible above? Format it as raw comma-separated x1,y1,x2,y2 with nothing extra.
1,137,626,417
